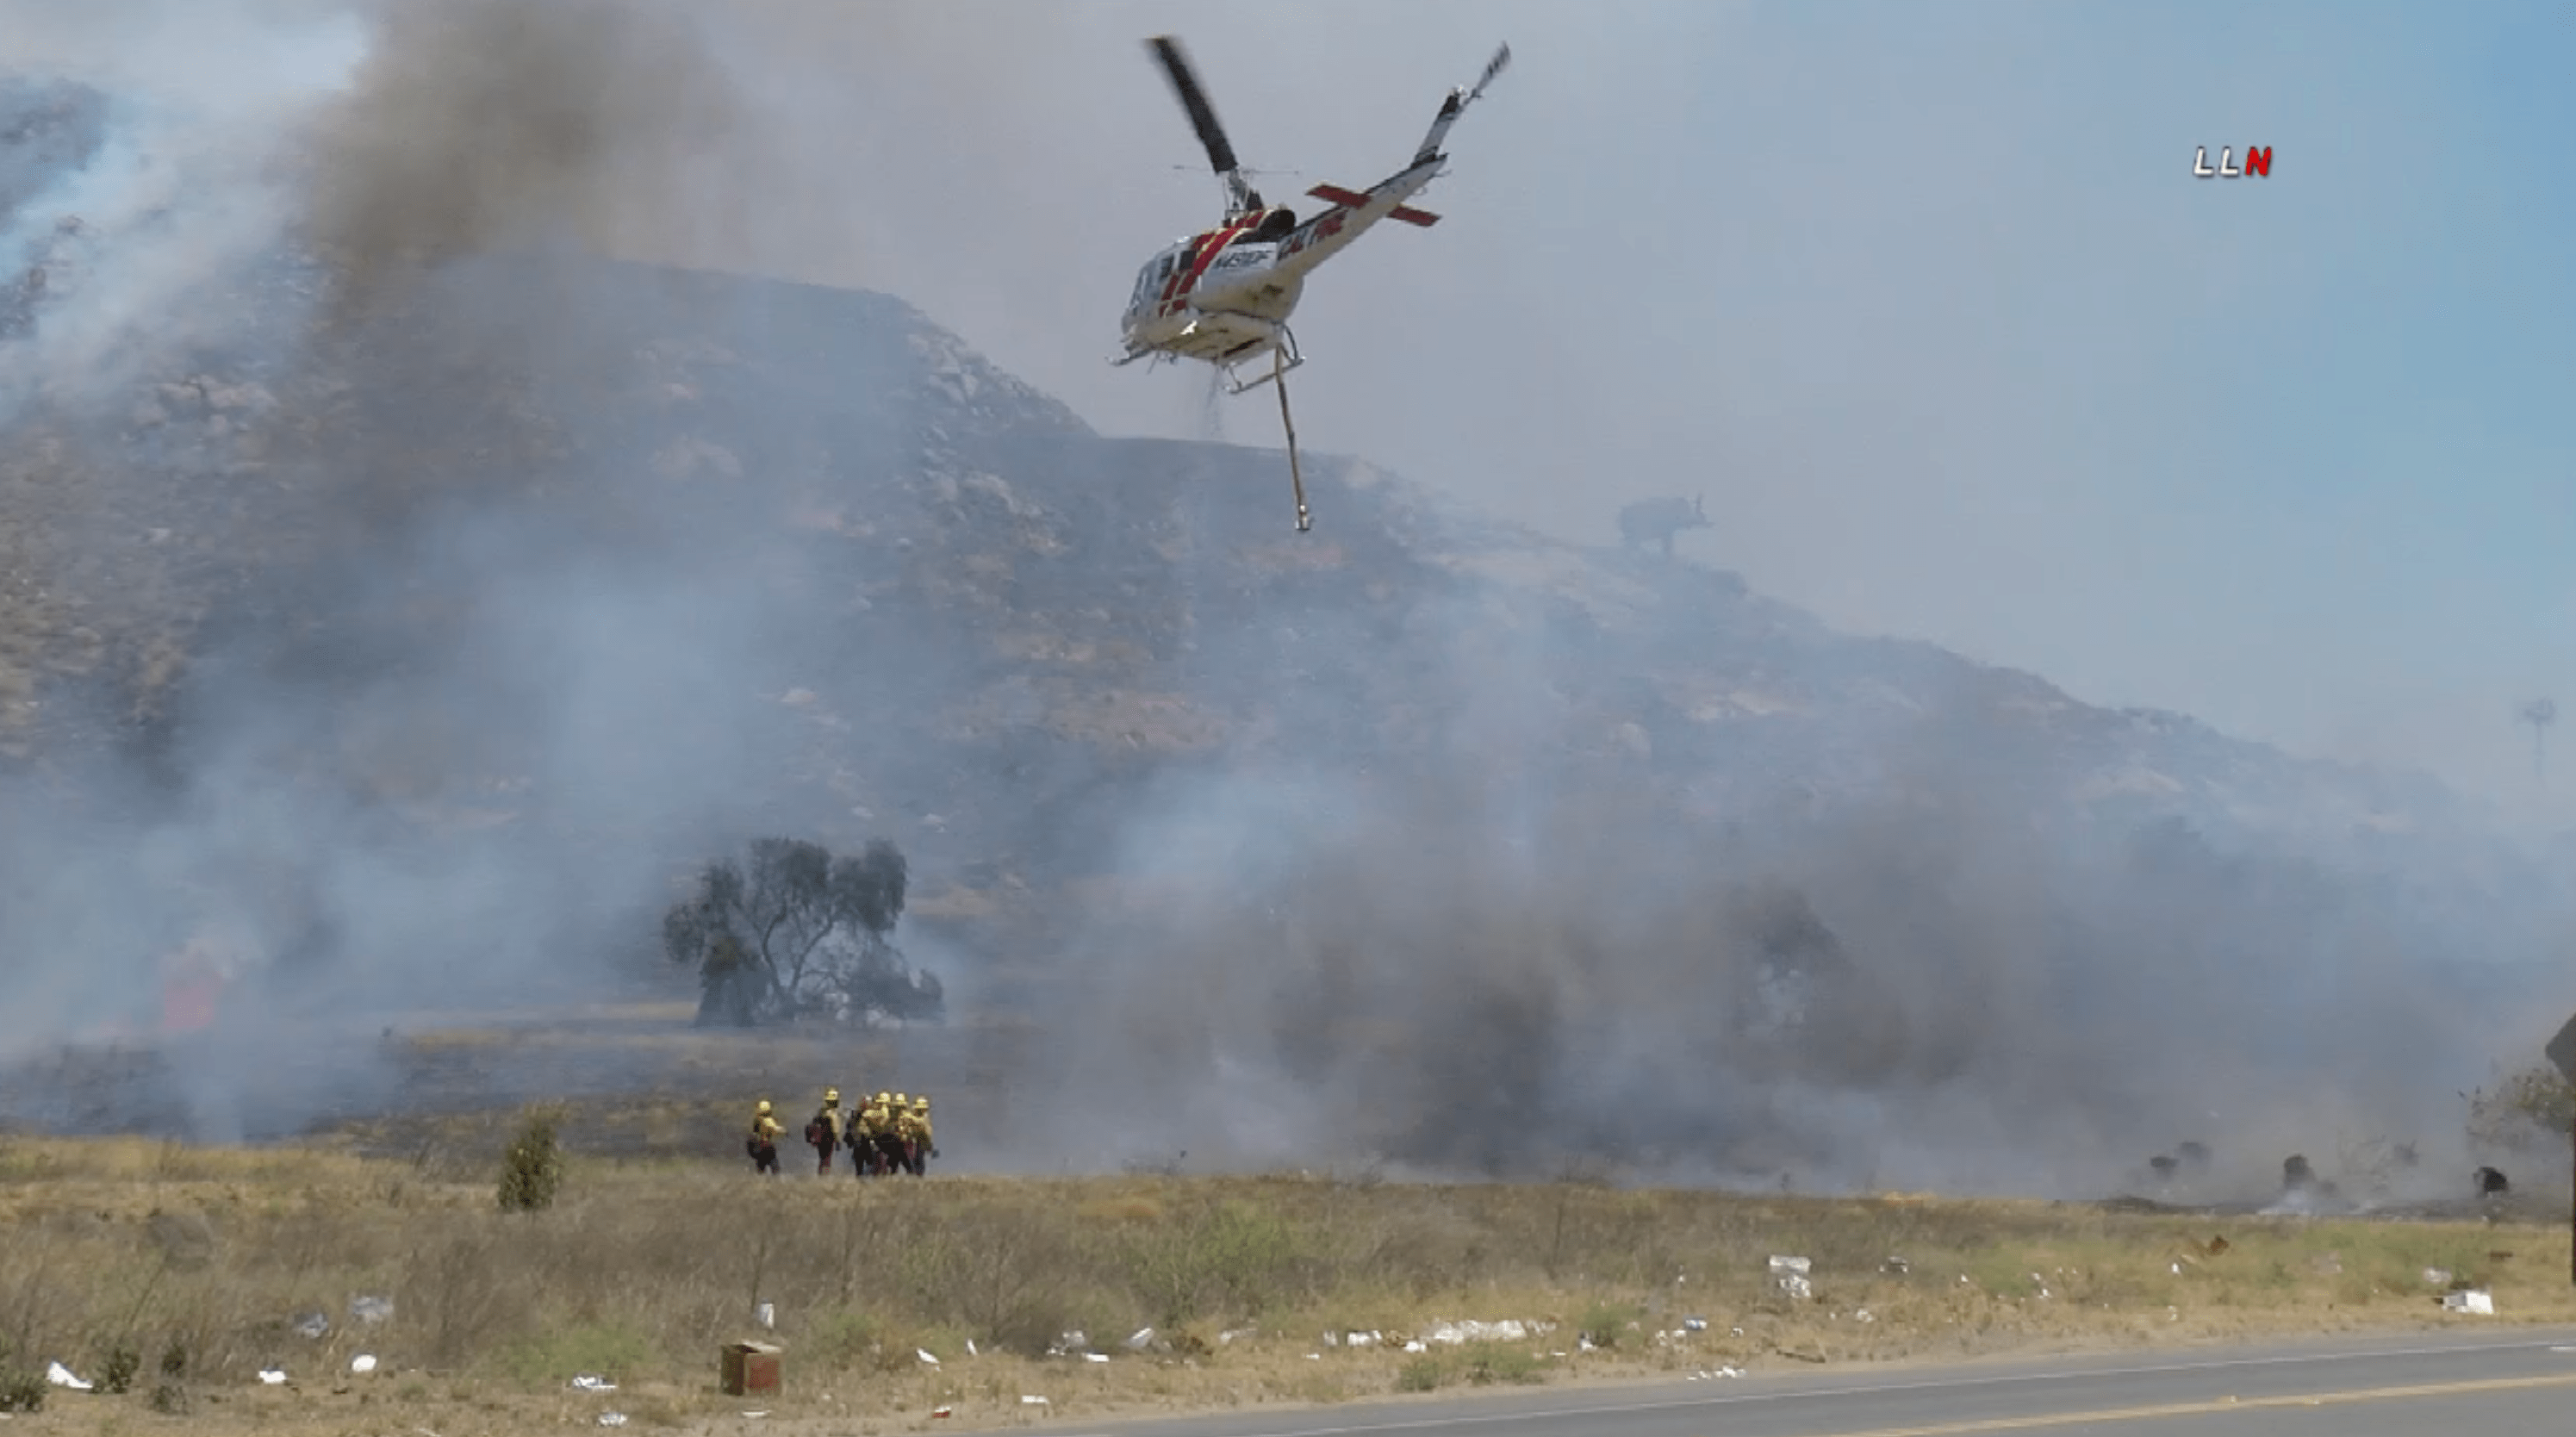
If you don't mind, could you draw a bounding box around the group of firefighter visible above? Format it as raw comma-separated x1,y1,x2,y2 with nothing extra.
744,1087,936,1178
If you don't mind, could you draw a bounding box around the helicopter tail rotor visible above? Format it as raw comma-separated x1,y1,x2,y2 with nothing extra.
1413,41,1511,165
1147,35,1257,218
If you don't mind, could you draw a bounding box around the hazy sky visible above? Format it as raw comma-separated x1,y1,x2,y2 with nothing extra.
646,0,2573,813
10,0,2572,811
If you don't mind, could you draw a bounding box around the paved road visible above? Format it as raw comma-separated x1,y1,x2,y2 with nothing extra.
1068,1328,2576,1437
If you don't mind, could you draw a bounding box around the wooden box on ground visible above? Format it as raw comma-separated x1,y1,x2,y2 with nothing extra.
721,1341,782,1397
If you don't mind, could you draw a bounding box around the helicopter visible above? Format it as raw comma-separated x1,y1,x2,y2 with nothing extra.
1115,34,1511,532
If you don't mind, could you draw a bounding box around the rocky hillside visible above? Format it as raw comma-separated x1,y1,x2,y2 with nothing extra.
3,68,2565,1183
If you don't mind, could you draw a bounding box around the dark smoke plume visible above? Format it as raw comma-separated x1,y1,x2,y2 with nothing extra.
305,0,743,312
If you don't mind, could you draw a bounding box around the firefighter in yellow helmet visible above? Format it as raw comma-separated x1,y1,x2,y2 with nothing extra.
902,1092,936,1175
855,1091,893,1176
872,1092,911,1177
745,1098,783,1176
807,1086,844,1175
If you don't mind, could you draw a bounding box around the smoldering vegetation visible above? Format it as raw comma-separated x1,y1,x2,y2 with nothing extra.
0,1,2569,1200
1029,744,2560,1200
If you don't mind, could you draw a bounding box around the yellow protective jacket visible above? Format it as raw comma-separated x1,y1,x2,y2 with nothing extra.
856,1103,887,1138
749,1112,783,1143
895,1108,925,1144
810,1105,842,1142
911,1110,934,1148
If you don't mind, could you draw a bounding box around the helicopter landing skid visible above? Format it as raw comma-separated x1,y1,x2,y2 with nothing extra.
1219,327,1303,395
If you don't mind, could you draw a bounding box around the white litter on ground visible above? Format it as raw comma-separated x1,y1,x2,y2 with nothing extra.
257,1369,287,1385
45,1362,90,1391
351,1354,378,1375
1424,1320,1529,1345
572,1375,617,1391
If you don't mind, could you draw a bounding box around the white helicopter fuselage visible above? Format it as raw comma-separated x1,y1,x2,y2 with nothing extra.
1117,152,1444,374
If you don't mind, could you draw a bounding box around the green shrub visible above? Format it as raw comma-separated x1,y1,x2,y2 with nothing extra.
497,1106,566,1212
99,1342,140,1395
0,1366,43,1414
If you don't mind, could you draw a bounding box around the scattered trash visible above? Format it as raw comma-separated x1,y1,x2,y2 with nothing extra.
2424,1267,2454,1286
1577,1335,1596,1352
1683,1316,1708,1331
1021,1395,1048,1405
351,1355,378,1375
45,1362,90,1391
596,1415,627,1428
1125,1328,1156,1351
931,1407,952,1418
572,1376,617,1391
2170,1262,2183,1275
258,1370,288,1385
1856,1309,1875,1322
1882,1256,1910,1275
754,1303,775,1330
1424,1320,1529,1345
1304,1353,1322,1361
966,1340,977,1357
351,1296,395,1326
1217,1328,1254,1346
917,1349,940,1366
1082,1353,1109,1364
1684,1365,1746,1380
292,1312,330,1341
2440,1290,2496,1316
1402,1340,1428,1353
1344,1330,1380,1348
1767,1255,1814,1299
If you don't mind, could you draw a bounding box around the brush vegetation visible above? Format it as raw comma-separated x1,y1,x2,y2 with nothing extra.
0,1135,2572,1434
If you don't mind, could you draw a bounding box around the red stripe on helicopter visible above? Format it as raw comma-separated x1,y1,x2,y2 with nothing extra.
1171,213,1264,308
1305,183,1439,226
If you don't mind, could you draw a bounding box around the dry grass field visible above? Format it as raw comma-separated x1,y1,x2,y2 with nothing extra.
2,1128,2571,1435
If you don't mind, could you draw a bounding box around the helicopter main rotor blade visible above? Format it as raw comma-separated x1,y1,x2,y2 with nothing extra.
1147,35,1241,178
